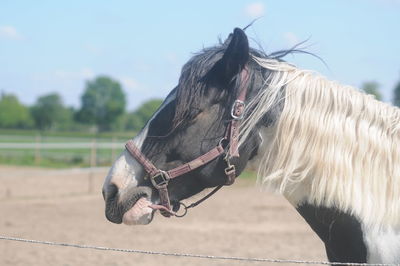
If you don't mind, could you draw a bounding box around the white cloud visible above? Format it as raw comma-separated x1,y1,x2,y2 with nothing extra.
34,68,140,91
244,2,265,19
120,77,139,90
52,68,95,80
0,25,23,40
80,68,95,79
84,44,102,55
165,52,179,64
29,69,96,108
283,32,300,47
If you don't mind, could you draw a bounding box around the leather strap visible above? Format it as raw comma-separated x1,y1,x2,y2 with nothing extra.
125,140,159,176
125,141,225,181
228,67,249,158
157,185,172,217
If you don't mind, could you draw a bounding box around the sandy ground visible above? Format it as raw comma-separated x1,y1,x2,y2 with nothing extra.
0,166,326,266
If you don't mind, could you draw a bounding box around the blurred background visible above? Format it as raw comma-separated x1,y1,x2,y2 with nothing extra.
0,1,399,265
0,0,399,168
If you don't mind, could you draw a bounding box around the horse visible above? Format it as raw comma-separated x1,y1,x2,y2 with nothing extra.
102,28,400,264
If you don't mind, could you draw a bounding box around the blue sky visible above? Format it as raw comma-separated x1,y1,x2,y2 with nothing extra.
1,0,399,111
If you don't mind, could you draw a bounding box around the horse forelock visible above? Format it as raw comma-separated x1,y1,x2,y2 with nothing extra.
172,47,223,130
242,56,400,227
172,46,263,131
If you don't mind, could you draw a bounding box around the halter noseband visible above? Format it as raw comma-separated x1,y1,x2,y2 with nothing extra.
125,66,250,217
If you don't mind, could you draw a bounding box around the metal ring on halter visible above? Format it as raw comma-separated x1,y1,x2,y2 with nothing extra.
230,100,246,120
174,202,188,218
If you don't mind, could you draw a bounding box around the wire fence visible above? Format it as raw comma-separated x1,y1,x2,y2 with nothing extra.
0,235,397,266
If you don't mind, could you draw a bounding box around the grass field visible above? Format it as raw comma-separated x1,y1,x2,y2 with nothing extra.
0,131,131,168
0,148,123,168
0,129,137,139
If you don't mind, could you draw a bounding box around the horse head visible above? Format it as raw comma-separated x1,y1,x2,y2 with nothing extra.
102,28,273,225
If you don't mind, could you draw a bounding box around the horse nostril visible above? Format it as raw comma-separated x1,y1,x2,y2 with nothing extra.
104,183,123,224
103,183,119,202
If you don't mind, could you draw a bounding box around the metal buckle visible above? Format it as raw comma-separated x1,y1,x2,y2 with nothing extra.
224,155,235,174
150,171,170,189
224,164,236,175
230,100,245,120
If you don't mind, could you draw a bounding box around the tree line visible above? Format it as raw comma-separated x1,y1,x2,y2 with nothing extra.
1,75,400,132
0,75,162,132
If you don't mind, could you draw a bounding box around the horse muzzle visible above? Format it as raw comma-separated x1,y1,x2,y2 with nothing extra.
104,184,154,225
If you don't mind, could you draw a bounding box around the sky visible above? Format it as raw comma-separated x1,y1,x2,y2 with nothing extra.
1,0,400,111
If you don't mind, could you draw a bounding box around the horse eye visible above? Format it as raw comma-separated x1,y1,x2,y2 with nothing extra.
190,108,203,118
166,149,179,163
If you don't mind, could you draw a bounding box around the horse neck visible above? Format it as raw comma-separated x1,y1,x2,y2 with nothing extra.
244,63,400,228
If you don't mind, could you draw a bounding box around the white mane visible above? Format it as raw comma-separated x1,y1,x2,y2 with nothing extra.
241,55,400,227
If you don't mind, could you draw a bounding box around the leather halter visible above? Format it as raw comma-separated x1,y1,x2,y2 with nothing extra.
125,66,250,217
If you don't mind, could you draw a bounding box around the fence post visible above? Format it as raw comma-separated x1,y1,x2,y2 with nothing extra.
88,139,97,194
35,134,41,165
111,137,117,162
90,139,97,168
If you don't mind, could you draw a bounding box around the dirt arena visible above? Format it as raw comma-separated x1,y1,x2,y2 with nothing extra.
0,166,326,266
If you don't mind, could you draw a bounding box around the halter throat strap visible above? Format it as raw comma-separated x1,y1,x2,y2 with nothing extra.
124,66,250,217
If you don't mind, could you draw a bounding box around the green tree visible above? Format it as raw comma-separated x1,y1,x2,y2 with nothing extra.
0,93,33,128
76,76,126,131
126,99,163,131
361,81,382,101
55,106,76,131
393,80,400,107
31,93,70,130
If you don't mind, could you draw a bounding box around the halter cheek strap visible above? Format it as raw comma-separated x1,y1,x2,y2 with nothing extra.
125,66,250,217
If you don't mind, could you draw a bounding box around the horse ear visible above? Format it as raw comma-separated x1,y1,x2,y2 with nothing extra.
205,28,249,86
